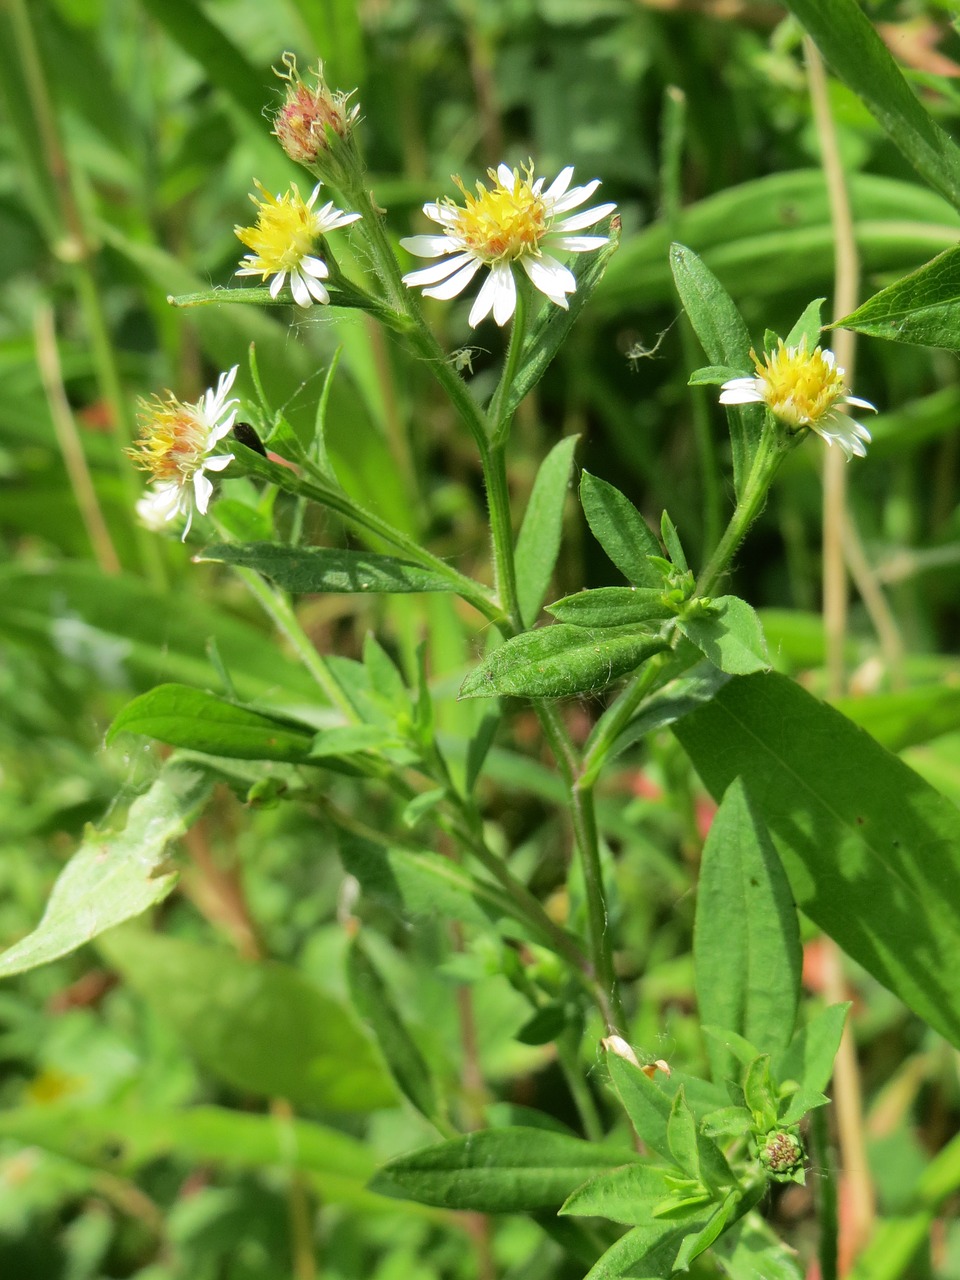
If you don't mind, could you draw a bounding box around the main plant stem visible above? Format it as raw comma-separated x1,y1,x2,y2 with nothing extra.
351,198,625,1030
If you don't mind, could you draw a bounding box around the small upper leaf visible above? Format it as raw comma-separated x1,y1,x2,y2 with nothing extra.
678,596,770,675
459,625,668,700
579,471,663,587
546,587,674,628
669,244,761,498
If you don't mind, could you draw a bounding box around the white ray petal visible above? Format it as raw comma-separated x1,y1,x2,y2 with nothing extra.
400,234,456,258
550,179,601,213
193,470,213,515
491,263,518,326
719,381,764,405
269,272,286,299
549,234,610,253
290,272,311,307
203,453,234,472
496,163,515,188
468,268,501,328
543,166,574,202
304,273,331,303
422,259,482,301
522,254,576,303
555,202,617,232
301,256,330,279
404,253,475,288
843,395,876,412
207,412,237,447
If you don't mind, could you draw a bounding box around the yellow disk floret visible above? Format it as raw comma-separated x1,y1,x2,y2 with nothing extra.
447,166,548,263
236,181,321,275
128,394,208,483
751,338,845,428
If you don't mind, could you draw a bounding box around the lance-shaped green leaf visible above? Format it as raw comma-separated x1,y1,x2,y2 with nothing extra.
0,762,210,979
674,672,960,1048
346,938,443,1128
560,1163,677,1225
689,364,747,386
109,684,316,762
786,298,825,350
836,245,960,350
679,597,770,675
98,930,396,1112
773,1003,850,1099
784,0,960,212
694,779,802,1084
606,1051,673,1160
675,1191,745,1271
515,435,579,626
459,625,669,700
369,1126,637,1212
583,1220,708,1280
670,244,761,499
504,222,620,417
579,471,663,587
547,587,675,628
199,543,460,594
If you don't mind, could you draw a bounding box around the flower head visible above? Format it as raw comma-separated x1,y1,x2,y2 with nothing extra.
272,53,359,167
400,162,616,327
128,366,238,539
235,180,361,308
720,339,875,460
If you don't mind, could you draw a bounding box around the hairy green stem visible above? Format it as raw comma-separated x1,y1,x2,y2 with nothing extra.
340,189,625,1030
482,441,522,627
535,700,622,1030
581,427,789,786
570,781,623,1031
489,282,528,444
696,424,787,598
579,650,677,791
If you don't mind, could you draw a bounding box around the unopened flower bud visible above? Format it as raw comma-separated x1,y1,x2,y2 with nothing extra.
758,1129,804,1179
602,1035,640,1067
272,53,359,168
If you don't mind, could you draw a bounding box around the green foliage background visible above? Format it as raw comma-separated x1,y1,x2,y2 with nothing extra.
3,0,960,1277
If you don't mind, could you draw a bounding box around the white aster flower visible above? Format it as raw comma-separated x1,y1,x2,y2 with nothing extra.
235,180,361,308
400,161,616,327
128,366,238,539
720,339,875,460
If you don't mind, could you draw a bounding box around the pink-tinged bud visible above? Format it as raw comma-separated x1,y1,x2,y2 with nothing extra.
272,53,359,167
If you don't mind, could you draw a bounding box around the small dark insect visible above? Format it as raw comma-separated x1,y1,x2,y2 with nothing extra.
233,421,267,457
